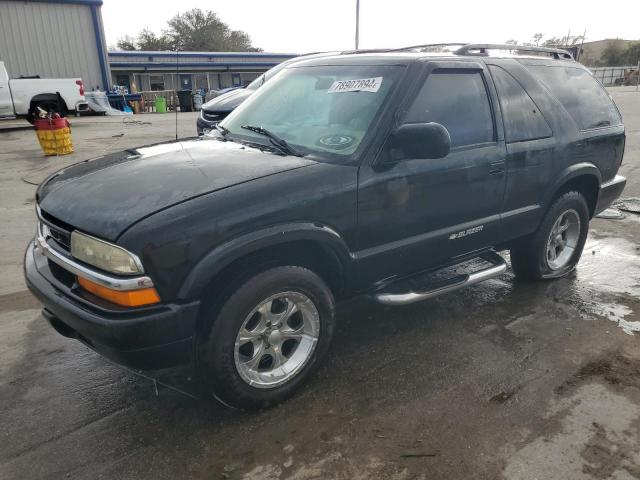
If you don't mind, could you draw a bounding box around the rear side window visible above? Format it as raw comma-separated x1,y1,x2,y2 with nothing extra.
528,65,621,130
404,71,494,148
489,66,552,143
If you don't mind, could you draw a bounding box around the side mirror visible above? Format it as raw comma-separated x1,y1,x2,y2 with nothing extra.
390,122,451,160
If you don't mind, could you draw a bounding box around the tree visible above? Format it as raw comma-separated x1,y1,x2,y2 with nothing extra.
543,35,584,47
136,29,174,51
532,33,543,46
116,35,137,51
624,41,640,65
601,44,626,66
166,9,259,51
569,35,585,46
114,8,260,52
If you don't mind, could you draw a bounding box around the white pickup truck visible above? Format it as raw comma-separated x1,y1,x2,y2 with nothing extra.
0,61,89,119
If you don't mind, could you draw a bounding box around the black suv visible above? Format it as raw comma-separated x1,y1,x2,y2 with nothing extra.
25,44,626,410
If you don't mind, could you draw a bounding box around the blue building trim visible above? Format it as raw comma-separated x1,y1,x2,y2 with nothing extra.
109,61,282,69
108,51,297,59
19,0,103,5
90,5,110,89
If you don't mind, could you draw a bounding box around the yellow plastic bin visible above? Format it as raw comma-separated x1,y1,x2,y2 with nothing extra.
34,117,73,156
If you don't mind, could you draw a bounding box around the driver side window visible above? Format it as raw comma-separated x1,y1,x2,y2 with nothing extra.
404,70,495,148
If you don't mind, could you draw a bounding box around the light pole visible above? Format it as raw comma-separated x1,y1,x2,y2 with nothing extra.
355,0,360,50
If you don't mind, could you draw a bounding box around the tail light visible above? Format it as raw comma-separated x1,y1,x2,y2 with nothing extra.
76,80,84,96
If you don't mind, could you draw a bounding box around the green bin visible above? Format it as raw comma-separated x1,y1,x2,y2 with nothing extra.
154,97,167,113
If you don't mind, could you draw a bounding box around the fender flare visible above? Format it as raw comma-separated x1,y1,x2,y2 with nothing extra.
177,222,355,300
542,162,601,210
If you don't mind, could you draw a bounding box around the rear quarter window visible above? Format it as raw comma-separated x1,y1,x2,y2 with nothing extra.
527,65,621,131
489,65,552,143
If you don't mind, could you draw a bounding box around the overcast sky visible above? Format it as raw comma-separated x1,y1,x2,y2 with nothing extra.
102,0,639,53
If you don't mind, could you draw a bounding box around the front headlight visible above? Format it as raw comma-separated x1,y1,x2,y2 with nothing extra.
70,231,143,275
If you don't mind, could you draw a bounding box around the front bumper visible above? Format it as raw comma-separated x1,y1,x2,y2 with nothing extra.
24,241,200,370
595,174,627,215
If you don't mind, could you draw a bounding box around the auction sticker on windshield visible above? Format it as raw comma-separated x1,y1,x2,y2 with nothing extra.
328,77,382,93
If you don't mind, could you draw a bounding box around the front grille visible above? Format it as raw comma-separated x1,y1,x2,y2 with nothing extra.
48,226,71,250
201,110,229,123
38,209,72,253
48,259,75,287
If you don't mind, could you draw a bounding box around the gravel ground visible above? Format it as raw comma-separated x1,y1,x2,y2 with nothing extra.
1,89,640,479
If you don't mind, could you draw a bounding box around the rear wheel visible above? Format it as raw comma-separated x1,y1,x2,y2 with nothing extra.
37,101,63,115
510,191,589,280
199,266,335,410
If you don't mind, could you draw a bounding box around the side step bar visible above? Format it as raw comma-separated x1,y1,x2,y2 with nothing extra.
373,251,507,306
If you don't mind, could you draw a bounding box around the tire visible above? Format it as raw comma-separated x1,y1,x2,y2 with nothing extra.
198,266,335,410
510,191,589,281
36,101,64,115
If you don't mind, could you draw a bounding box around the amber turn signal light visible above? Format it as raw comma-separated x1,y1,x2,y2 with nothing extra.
77,276,161,307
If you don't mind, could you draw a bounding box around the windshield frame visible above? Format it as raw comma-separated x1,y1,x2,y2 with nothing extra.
246,73,266,91
219,62,410,164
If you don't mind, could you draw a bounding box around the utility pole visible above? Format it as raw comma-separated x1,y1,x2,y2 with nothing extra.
355,0,360,50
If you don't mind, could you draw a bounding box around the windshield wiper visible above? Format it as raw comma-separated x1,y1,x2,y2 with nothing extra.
214,124,229,137
240,125,302,157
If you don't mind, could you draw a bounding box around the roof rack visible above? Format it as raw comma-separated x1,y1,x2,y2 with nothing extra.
392,43,469,52
342,48,395,55
455,44,574,60
341,43,574,60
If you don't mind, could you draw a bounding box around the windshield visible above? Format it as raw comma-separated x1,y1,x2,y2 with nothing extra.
221,64,403,158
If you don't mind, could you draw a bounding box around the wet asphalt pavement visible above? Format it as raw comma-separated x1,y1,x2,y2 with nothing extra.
1,89,640,479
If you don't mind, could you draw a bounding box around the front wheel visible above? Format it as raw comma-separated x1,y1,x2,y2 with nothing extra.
510,191,590,281
199,266,335,410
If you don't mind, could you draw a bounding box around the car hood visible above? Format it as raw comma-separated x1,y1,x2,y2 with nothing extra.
202,88,253,113
37,138,316,241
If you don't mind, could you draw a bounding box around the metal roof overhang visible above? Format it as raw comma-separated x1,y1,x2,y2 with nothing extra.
108,51,296,59
109,61,281,72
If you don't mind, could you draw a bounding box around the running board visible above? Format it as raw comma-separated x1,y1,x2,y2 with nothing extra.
373,251,507,306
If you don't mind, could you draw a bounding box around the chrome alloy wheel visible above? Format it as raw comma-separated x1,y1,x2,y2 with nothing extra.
545,209,581,270
234,292,320,389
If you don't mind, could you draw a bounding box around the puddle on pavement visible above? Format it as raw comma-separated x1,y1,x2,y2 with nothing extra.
618,315,640,336
570,236,640,335
587,302,639,334
577,237,640,296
